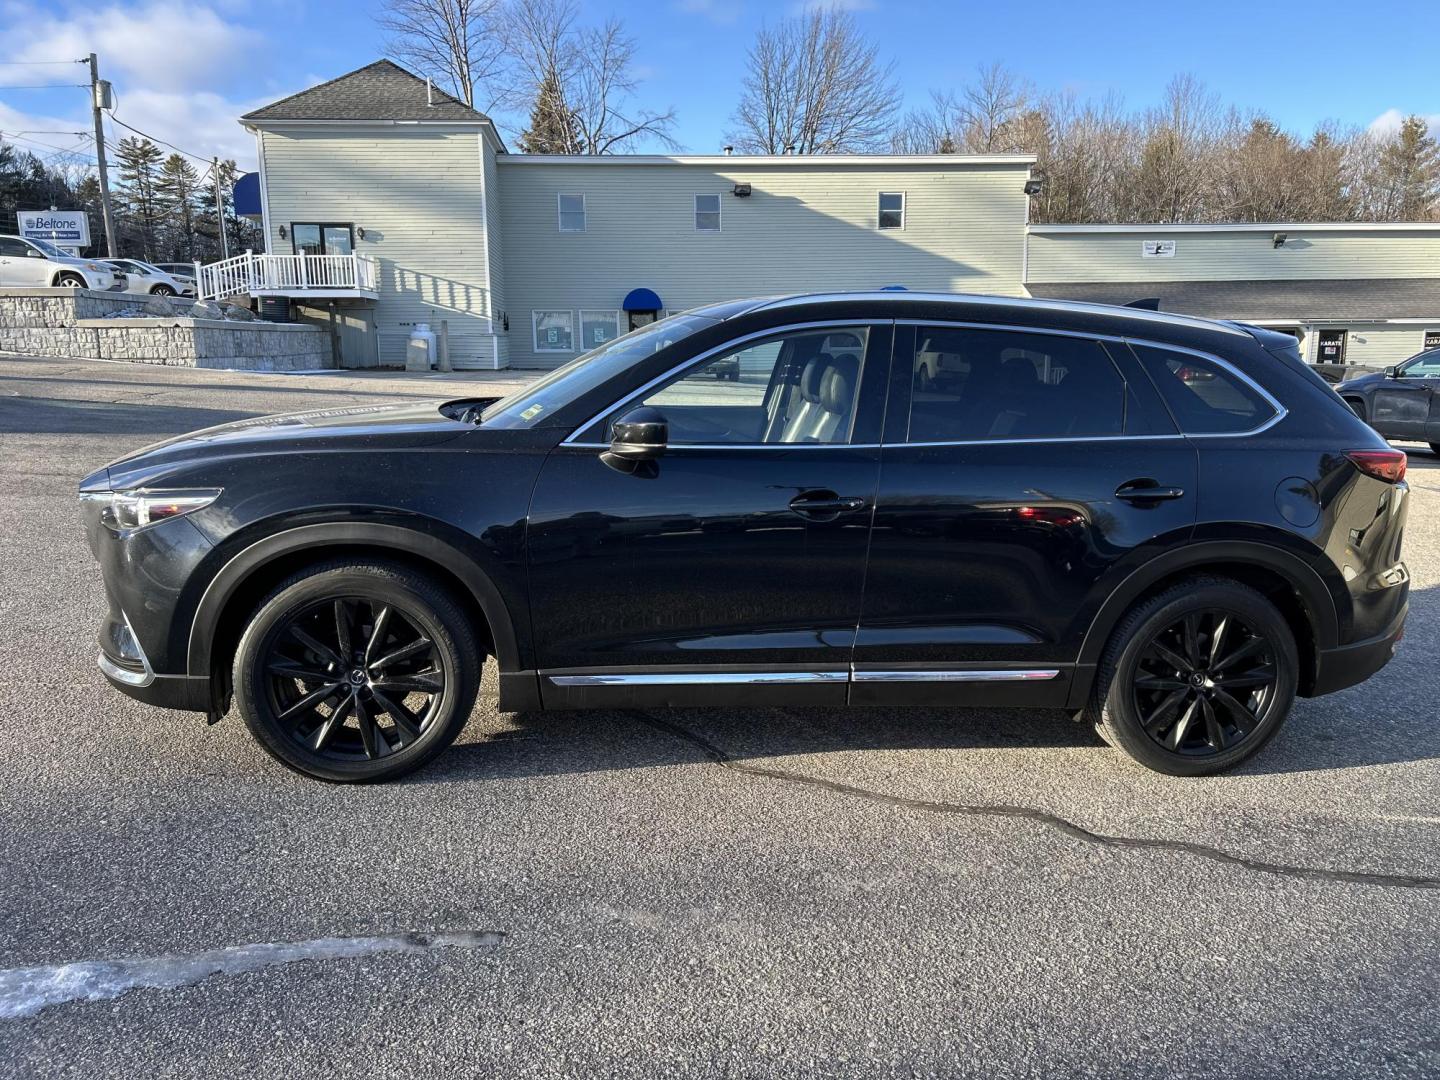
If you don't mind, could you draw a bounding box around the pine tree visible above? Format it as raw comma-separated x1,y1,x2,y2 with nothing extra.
114,136,164,258
155,154,201,261
1375,116,1440,220
518,70,577,154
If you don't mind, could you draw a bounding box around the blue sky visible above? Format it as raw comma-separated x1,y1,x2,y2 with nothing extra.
1,0,1437,174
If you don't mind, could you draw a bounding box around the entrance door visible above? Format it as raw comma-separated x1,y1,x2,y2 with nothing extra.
853,323,1198,707
1316,329,1347,364
525,323,892,706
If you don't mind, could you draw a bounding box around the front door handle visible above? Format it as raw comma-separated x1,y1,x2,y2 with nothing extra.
1115,480,1186,502
789,491,868,518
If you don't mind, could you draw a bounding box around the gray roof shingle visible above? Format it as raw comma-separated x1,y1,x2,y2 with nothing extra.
1026,278,1440,321
243,59,490,123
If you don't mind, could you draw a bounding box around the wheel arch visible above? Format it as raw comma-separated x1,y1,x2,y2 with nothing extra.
1077,541,1341,698
188,522,520,683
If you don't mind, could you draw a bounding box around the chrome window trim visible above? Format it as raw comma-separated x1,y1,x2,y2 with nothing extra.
851,668,1060,683
546,671,849,687
560,318,880,448
896,318,1288,440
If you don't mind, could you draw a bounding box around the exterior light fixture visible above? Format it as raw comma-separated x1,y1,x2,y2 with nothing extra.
1023,178,1043,195
732,183,752,197
356,226,366,240
278,224,287,240
1273,232,1288,248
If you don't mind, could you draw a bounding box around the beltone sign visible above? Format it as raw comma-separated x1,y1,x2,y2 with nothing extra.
18,209,91,252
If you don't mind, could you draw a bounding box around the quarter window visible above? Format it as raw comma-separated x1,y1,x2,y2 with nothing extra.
558,194,586,232
879,192,905,229
533,310,574,352
694,194,721,232
631,326,870,445
1131,346,1275,434
580,309,622,349
907,327,1126,442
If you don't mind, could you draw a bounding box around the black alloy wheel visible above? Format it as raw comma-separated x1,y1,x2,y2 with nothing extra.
235,561,480,782
1131,609,1276,756
1088,578,1298,776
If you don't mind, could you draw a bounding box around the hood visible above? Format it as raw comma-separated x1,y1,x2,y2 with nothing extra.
95,398,497,491
1336,371,1388,392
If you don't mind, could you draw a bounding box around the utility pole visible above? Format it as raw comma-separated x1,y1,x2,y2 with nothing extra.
212,158,229,260
87,53,117,257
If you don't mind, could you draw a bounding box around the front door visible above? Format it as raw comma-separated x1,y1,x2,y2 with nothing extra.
1372,350,1440,440
852,323,1198,707
526,323,891,706
0,238,47,286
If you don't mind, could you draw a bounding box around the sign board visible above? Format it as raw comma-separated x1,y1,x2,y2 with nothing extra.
19,209,90,255
1424,330,1440,350
1141,240,1176,258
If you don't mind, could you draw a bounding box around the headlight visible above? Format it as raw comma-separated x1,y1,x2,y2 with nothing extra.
85,262,102,271
93,488,221,532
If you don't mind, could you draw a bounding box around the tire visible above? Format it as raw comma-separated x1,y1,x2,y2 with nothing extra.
55,272,86,288
233,560,481,783
152,284,176,297
1085,577,1298,776
1430,443,1440,458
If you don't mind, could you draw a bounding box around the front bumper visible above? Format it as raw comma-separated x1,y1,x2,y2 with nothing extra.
97,599,212,712
1309,602,1407,697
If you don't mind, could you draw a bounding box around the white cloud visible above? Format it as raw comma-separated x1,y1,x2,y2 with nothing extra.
1367,108,1440,140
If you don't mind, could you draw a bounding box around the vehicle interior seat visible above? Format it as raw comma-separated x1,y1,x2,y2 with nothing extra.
799,352,859,443
778,352,836,442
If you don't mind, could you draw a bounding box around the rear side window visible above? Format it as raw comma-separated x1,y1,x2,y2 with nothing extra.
1132,345,1275,434
907,327,1126,442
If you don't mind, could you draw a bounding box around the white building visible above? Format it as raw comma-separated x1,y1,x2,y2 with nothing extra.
223,59,1440,372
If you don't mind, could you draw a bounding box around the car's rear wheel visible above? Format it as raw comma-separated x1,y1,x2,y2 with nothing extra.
55,272,86,288
1087,578,1298,776
152,284,176,296
234,560,481,782
1430,443,1440,457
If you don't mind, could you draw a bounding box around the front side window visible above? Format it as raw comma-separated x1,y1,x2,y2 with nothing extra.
1402,350,1440,377
879,192,905,229
694,194,721,232
580,310,622,348
1131,345,1275,434
558,193,586,232
24,238,63,258
630,326,870,445
533,310,574,352
907,327,1125,442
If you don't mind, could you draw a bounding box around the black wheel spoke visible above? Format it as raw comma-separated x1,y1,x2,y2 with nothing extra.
277,680,341,724
1208,614,1229,668
311,694,352,751
1182,613,1202,668
1136,674,1187,690
335,600,353,661
1213,636,1264,674
1216,665,1274,689
370,637,433,672
372,690,423,746
266,659,334,684
1148,642,1191,674
1143,688,1189,735
372,669,444,693
1212,688,1260,734
1166,696,1200,750
364,604,392,665
288,626,343,669
354,695,385,759
1200,695,1225,750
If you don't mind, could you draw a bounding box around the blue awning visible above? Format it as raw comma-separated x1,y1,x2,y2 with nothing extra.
622,287,663,312
233,171,262,218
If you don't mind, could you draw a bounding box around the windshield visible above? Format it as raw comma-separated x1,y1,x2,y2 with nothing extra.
27,238,66,258
482,313,720,428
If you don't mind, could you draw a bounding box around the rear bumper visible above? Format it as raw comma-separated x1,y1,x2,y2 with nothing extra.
1308,603,1407,697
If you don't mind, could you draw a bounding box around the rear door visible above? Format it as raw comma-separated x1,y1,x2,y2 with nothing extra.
852,322,1197,706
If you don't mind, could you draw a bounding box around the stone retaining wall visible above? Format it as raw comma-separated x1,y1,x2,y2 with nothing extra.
0,287,137,328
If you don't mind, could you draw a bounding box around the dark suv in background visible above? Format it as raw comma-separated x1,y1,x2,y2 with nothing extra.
1337,348,1440,455
80,292,1410,783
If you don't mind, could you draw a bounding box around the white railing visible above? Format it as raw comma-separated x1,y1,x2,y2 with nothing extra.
194,251,378,300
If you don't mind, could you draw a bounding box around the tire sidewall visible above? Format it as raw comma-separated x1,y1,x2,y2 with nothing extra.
1101,583,1299,776
235,565,479,783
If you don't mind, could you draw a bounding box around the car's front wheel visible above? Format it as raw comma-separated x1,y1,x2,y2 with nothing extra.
1086,578,1298,776
55,272,86,288
152,284,176,296
234,560,481,782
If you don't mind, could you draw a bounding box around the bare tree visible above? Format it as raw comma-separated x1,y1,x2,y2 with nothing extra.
379,0,507,108
729,7,901,154
503,0,677,154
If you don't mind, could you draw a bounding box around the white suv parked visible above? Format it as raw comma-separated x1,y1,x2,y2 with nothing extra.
0,235,120,290
102,259,195,297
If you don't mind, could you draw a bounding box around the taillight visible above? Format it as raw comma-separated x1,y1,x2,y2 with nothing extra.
1346,449,1407,483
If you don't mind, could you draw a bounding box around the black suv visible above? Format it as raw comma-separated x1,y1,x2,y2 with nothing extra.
80,293,1410,782
1336,348,1440,455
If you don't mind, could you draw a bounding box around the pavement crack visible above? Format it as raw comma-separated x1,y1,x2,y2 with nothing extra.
635,713,1440,892
0,930,504,1020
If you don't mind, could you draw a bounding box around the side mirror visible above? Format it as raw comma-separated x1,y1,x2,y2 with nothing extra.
600,406,667,474
1384,365,1401,378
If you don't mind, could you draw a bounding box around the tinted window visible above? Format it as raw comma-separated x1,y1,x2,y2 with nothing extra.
1402,350,1440,377
0,238,30,258
907,327,1126,442
1132,345,1274,434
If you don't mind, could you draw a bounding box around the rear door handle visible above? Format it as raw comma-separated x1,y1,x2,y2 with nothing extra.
789,491,868,518
1115,480,1186,502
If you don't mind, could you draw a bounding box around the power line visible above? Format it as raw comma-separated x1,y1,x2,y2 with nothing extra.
0,83,89,90
0,59,85,66
107,113,216,165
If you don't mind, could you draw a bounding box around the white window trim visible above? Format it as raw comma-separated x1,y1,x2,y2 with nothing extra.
533,309,575,353
694,193,722,233
879,191,906,230
579,309,624,349
558,193,586,233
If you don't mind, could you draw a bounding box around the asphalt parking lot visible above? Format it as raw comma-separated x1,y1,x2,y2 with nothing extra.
1,351,1437,1079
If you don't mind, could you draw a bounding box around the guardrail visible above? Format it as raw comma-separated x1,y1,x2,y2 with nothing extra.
194,251,378,300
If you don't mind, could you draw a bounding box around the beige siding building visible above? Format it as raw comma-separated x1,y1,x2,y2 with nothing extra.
238,60,1440,375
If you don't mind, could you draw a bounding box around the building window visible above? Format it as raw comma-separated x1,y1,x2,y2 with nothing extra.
558,194,586,233
695,194,722,232
580,310,623,349
290,223,354,255
878,193,905,230
533,310,574,352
